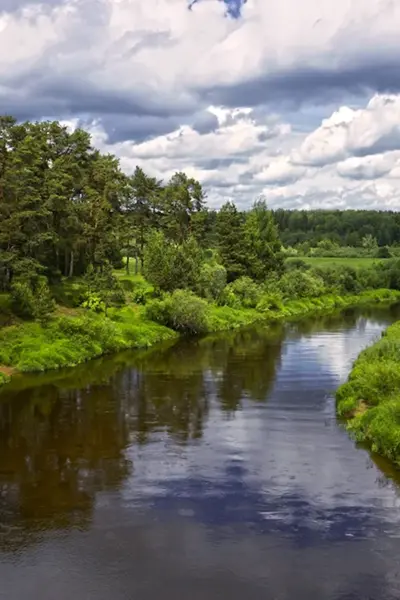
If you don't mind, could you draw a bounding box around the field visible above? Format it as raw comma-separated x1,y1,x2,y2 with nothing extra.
287,256,388,269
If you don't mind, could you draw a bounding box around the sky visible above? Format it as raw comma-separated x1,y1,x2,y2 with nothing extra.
1,0,400,210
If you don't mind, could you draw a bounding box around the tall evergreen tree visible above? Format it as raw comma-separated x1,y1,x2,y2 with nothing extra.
244,199,283,280
216,202,247,282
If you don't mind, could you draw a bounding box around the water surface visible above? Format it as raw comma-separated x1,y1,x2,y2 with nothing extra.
2,306,400,599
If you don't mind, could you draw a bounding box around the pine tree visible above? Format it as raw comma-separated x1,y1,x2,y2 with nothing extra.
215,202,247,282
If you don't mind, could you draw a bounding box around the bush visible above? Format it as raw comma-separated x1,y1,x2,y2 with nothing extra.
285,259,311,271
196,262,227,301
10,278,55,322
313,266,362,294
84,263,126,308
279,270,325,300
0,371,10,386
10,280,35,319
32,279,56,324
146,290,209,335
256,291,284,313
81,292,106,313
143,231,202,292
376,246,392,259
220,276,262,309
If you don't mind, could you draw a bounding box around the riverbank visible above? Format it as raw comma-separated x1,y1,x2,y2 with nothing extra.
336,316,400,466
1,288,399,388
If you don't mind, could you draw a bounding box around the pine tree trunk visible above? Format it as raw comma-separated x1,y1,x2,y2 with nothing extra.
69,250,74,278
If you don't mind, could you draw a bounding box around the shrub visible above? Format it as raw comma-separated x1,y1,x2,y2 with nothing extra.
32,279,56,324
285,259,311,271
313,266,361,294
81,292,106,313
376,246,392,259
146,290,208,334
143,231,202,292
256,291,284,313
10,280,35,319
220,276,262,309
10,278,55,322
0,371,10,386
196,262,227,301
279,270,325,300
84,263,126,308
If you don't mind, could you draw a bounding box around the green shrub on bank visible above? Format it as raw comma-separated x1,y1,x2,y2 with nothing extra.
196,262,227,301
0,372,10,386
279,270,326,299
220,276,263,309
336,320,400,466
11,278,55,322
146,289,209,334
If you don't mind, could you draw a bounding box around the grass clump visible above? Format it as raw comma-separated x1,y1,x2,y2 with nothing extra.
336,320,400,466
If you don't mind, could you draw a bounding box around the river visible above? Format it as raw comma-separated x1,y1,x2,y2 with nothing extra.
2,306,400,599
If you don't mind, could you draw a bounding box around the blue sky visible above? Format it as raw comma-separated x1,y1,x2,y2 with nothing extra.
1,0,400,210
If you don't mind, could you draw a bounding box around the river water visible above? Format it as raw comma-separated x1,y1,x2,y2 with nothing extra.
2,306,400,599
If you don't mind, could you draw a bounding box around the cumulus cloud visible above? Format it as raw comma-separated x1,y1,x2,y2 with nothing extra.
255,158,306,186
2,0,400,209
2,0,400,134
293,95,400,167
336,153,398,181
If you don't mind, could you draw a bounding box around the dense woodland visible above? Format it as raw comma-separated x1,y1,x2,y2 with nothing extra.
274,209,400,248
0,116,282,293
2,116,400,337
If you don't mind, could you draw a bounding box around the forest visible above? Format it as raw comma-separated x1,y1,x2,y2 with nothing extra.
2,116,400,386
274,209,400,248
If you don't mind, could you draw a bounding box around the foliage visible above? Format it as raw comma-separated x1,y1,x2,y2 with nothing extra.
273,208,400,248
32,279,56,324
10,278,55,322
336,320,400,466
244,199,284,280
278,270,326,300
143,231,202,292
376,246,392,259
83,263,126,310
10,280,36,319
196,261,227,301
146,290,209,334
215,202,248,282
256,292,284,313
0,308,175,374
220,276,263,309
81,292,106,314
0,371,11,386
285,258,311,271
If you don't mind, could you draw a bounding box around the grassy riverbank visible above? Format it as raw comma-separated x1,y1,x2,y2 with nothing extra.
336,318,400,466
1,288,399,388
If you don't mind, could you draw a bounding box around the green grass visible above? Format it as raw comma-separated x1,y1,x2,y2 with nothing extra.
1,285,399,388
336,320,400,466
287,256,388,269
0,306,176,375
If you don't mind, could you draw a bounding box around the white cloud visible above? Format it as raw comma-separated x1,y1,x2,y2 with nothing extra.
255,157,306,186
2,1,400,209
337,153,399,180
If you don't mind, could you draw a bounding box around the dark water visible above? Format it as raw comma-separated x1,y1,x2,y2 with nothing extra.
2,307,400,600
